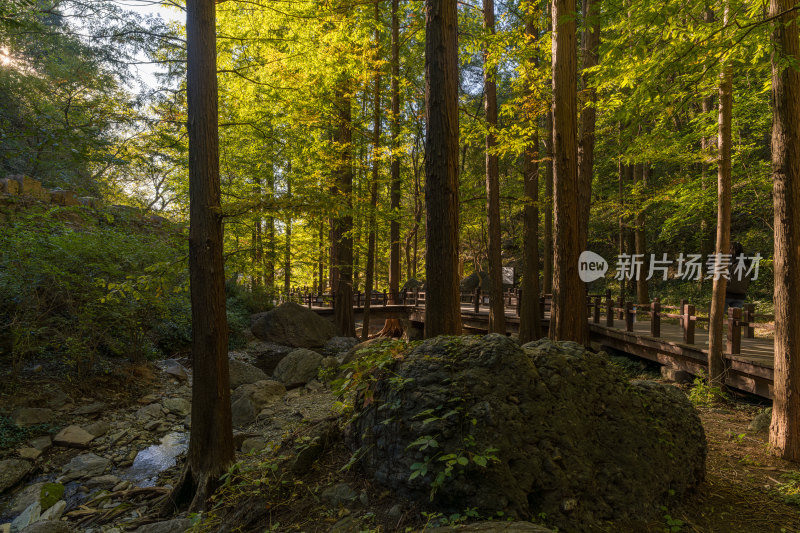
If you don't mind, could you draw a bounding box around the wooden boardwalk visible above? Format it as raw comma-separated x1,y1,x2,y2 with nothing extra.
310,299,775,399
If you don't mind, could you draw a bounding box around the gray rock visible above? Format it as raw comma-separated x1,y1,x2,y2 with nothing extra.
273,349,323,386
231,396,256,427
349,334,706,531
321,483,359,507
0,459,32,494
85,475,119,489
135,403,164,421
163,398,191,417
19,521,76,533
16,449,40,461
251,302,336,348
60,453,110,481
244,341,293,375
28,437,51,453
240,438,267,454
82,421,109,438
133,518,193,533
164,360,189,381
321,356,339,369
11,408,53,427
228,360,268,389
748,407,772,433
38,500,65,522
10,501,40,532
9,483,45,515
232,380,286,412
321,337,360,358
53,425,94,448
72,402,106,416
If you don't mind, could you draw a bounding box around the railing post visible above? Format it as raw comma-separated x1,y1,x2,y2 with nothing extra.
605,291,614,327
744,303,755,338
651,298,660,337
539,295,546,323
474,287,481,313
625,301,634,332
593,295,601,324
618,294,625,320
307,292,312,309
683,304,695,344
727,307,742,355
383,290,387,307
414,289,419,306
515,288,521,316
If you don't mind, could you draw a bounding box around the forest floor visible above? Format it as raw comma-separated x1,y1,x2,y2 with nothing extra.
1,355,800,532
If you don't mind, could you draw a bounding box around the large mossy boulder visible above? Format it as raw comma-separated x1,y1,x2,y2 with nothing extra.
251,302,336,348
348,335,706,531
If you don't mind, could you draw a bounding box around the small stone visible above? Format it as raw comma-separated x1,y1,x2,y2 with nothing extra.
17,448,41,461
28,437,52,453
748,407,772,433
321,483,359,507
83,420,110,438
240,438,266,454
53,425,94,448
561,498,577,512
136,403,164,421
85,475,119,489
72,402,106,416
163,361,189,381
11,408,53,427
163,398,191,417
60,453,111,481
9,483,44,515
112,481,129,492
0,459,32,494
39,500,66,521
10,502,40,532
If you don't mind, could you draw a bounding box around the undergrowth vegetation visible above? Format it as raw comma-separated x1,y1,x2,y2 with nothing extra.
0,202,269,377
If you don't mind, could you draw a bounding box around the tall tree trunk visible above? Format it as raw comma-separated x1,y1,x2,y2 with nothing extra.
577,0,600,253
424,0,461,337
617,152,625,304
362,1,382,341
483,0,504,333
379,0,405,337
167,0,233,512
625,163,636,298
519,8,541,344
334,87,356,337
769,0,800,460
318,221,326,293
265,141,275,291
634,163,649,304
707,2,732,389
283,177,292,296
543,110,554,295
700,7,715,266
550,0,585,343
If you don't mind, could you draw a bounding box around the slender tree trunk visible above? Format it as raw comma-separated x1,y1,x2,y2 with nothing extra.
700,7,715,265
769,0,800,461
167,0,233,513
424,0,461,337
483,0,504,333
283,177,292,296
543,110,554,295
519,9,541,343
334,87,356,337
707,2,732,389
265,141,275,291
634,163,649,304
625,163,636,298
577,0,600,253
363,2,382,341
318,221,326,293
617,152,625,304
550,0,585,343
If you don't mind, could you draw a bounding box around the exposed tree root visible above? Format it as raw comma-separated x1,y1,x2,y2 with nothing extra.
376,318,404,337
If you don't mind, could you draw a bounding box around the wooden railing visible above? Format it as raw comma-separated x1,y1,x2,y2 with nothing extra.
280,285,769,357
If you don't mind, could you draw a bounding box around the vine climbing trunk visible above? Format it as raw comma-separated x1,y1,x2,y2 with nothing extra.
165,0,234,513
769,0,800,461
707,2,732,390
550,0,586,344
424,0,461,337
